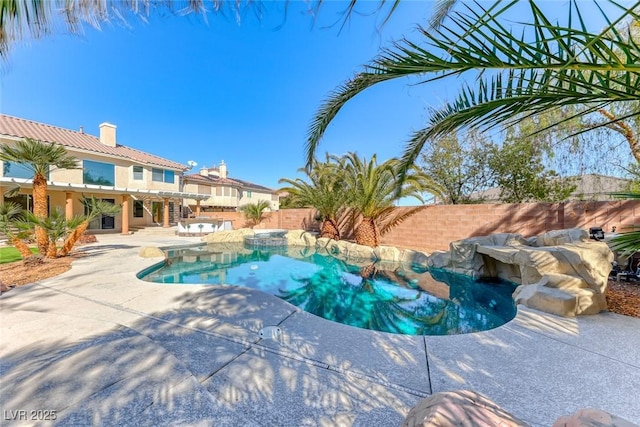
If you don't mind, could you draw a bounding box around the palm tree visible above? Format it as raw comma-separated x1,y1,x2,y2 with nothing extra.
338,152,442,247
240,200,271,228
27,208,85,258
0,202,33,260
278,156,347,240
305,1,640,180
59,196,121,256
0,138,79,255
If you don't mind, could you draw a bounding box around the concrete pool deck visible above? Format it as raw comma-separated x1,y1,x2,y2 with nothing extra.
1,230,639,426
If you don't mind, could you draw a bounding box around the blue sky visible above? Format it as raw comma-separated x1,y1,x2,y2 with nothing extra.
1,1,445,192
1,1,633,195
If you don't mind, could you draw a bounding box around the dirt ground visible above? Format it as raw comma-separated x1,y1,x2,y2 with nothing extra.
1,255,639,319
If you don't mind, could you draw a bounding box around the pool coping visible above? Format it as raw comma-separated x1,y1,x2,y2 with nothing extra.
1,231,639,426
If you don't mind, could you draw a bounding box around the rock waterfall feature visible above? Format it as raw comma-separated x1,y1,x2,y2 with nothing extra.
427,228,613,317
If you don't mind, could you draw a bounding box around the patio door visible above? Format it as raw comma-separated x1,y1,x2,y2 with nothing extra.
101,199,115,229
151,202,163,224
87,198,115,230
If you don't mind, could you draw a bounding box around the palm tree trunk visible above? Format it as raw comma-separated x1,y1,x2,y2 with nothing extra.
10,236,33,259
32,174,50,256
47,240,58,258
321,219,340,240
60,220,89,256
354,217,380,247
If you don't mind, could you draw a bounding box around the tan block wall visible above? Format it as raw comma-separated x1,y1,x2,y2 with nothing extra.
270,201,639,253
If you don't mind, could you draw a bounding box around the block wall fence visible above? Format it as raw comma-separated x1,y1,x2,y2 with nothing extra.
196,201,639,253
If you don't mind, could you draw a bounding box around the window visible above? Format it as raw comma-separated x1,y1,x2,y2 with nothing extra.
4,194,33,212
216,187,222,196
3,161,43,179
152,168,175,183
134,200,144,218
246,191,252,198
83,160,115,186
133,166,143,180
224,187,230,197
152,168,164,182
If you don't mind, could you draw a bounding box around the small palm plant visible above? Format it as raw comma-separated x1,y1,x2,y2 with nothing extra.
240,200,271,228
27,208,85,258
0,202,34,260
59,196,121,256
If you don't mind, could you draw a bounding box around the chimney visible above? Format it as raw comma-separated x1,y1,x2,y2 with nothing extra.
199,167,209,177
219,160,227,179
99,122,117,147
79,126,84,134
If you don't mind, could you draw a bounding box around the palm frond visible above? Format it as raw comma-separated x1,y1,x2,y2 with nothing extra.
378,205,427,236
1,0,404,60
0,138,79,176
608,191,640,255
306,0,640,171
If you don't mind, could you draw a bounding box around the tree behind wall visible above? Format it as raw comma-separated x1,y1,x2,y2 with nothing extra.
419,129,494,204
487,137,576,203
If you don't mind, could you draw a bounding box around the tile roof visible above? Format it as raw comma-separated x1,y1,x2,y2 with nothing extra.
184,174,274,192
231,177,275,192
0,114,187,170
184,173,241,187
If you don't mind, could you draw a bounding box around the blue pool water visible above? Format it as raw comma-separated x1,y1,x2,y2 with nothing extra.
139,244,518,336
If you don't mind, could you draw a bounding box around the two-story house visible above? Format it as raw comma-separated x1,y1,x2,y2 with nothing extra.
0,115,210,234
182,162,280,214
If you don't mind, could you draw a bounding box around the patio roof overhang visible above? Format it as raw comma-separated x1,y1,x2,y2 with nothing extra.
0,177,211,200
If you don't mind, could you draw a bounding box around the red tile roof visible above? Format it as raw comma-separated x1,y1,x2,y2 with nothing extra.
184,173,243,187
184,174,274,192
0,114,187,170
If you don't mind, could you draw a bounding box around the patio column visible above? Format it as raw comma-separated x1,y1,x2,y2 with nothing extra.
65,192,73,220
196,200,201,217
163,198,170,228
121,195,130,235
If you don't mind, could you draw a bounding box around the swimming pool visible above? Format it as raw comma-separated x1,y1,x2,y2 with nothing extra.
139,244,517,336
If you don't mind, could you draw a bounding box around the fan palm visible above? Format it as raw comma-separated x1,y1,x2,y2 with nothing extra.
337,152,442,247
240,200,271,228
0,138,79,255
305,1,640,182
278,156,348,240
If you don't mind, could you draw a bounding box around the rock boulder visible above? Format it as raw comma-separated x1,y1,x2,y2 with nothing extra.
552,408,638,427
285,230,317,247
139,246,165,258
202,228,254,243
401,390,529,427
